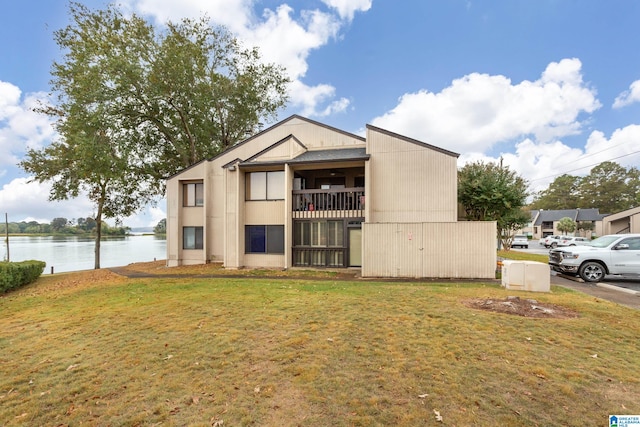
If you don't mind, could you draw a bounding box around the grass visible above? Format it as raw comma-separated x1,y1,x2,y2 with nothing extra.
498,249,549,264
1,266,639,426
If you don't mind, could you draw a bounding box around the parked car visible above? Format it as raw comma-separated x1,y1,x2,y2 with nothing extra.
557,236,591,247
540,235,562,248
548,234,640,282
511,235,529,249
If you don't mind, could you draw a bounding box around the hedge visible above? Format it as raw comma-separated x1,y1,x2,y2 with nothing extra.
0,260,46,293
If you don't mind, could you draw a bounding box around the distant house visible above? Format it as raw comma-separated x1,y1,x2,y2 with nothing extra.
523,209,606,238
602,206,640,234
165,115,496,279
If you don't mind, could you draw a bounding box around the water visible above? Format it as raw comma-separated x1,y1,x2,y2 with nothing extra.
2,235,167,273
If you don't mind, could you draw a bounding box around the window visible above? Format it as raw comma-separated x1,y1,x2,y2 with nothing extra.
183,227,203,249
293,220,347,268
245,225,284,254
183,183,204,206
294,220,343,247
246,171,284,200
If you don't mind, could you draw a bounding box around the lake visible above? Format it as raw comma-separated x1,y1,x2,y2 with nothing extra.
2,235,167,273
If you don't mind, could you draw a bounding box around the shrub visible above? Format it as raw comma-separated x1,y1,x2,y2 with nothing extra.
0,260,46,293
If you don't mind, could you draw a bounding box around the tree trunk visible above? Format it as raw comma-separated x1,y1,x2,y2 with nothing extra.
94,199,104,270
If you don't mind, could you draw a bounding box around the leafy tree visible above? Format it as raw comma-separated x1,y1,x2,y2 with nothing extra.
22,2,288,269
50,2,289,185
530,174,582,210
626,167,640,208
557,217,577,235
499,209,532,250
154,218,167,234
578,161,631,213
458,160,529,250
51,217,68,232
576,221,594,236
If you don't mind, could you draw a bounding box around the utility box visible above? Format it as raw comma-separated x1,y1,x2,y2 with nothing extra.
501,260,550,292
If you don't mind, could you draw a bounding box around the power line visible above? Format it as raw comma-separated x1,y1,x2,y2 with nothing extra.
529,149,640,183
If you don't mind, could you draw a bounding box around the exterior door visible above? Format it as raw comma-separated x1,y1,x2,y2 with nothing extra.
349,228,362,267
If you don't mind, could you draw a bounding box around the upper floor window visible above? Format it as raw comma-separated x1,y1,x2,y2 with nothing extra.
246,171,284,200
183,182,204,207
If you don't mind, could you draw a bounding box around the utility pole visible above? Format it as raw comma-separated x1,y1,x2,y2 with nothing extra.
4,213,9,262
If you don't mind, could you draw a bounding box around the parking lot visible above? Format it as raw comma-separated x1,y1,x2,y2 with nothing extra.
510,239,640,296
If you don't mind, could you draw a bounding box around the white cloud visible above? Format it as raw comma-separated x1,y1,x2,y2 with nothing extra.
370,58,601,154
242,5,341,79
288,80,350,117
321,0,372,21
121,0,253,33
459,124,640,195
0,177,167,228
122,0,362,118
613,80,640,109
0,81,55,170
123,201,167,229
0,178,94,223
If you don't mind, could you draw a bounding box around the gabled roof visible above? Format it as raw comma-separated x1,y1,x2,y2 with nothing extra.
238,147,369,168
288,147,368,164
166,115,365,179
576,208,607,221
366,124,460,158
604,206,640,221
534,208,605,225
215,115,365,163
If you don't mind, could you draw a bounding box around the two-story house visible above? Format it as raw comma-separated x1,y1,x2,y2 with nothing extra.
166,115,496,278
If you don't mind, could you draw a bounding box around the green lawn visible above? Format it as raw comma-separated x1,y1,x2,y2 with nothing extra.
1,269,639,426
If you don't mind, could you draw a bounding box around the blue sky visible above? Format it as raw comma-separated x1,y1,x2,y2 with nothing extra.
2,0,640,227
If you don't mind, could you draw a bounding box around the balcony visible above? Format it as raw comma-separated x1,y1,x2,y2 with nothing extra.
292,187,365,219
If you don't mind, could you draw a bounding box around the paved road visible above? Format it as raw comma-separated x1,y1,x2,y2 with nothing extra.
551,272,640,310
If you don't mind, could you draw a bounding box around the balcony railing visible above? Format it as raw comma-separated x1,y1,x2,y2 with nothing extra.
292,187,365,219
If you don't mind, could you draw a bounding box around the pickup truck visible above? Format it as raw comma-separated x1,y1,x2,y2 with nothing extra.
548,234,640,282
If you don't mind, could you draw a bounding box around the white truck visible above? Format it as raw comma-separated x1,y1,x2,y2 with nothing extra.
548,234,640,282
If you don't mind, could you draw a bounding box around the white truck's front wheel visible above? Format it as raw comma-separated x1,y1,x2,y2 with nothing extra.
579,261,606,283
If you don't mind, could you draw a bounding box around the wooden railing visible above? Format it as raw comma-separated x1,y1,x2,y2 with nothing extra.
292,187,364,219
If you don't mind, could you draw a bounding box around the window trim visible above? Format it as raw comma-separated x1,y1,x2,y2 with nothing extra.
245,225,285,254
183,226,204,250
245,171,285,201
183,182,204,207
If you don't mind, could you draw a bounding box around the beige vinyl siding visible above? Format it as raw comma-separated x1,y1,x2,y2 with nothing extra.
362,222,496,279
243,254,285,268
166,163,207,267
366,128,457,223
211,117,365,170
246,136,307,163
245,200,285,224
602,207,640,234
